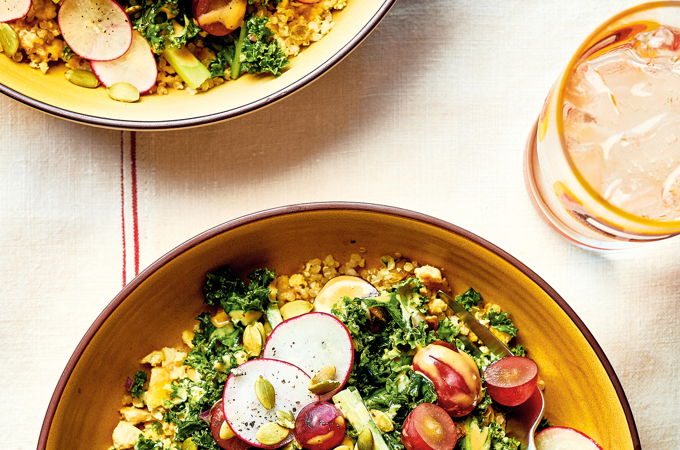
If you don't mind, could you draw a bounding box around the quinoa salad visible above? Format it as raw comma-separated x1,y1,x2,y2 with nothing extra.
108,253,568,450
0,0,347,101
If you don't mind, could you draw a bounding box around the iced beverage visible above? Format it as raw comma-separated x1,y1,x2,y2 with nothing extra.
525,3,680,249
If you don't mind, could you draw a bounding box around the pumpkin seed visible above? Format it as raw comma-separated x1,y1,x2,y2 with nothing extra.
0,24,19,58
276,410,295,429
255,375,276,409
253,321,266,345
64,69,100,89
219,421,235,440
181,438,198,450
357,428,374,450
311,366,336,385
107,82,140,103
255,422,289,446
369,409,394,432
243,322,264,357
280,300,313,320
308,379,341,395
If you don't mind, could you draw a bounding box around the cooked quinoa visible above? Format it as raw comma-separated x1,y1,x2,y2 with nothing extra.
109,253,528,449
0,0,348,96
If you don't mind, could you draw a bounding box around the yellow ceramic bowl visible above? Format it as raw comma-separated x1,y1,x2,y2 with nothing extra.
0,1,394,130
38,203,640,449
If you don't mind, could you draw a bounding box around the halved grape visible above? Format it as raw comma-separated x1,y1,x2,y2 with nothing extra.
294,402,346,450
484,356,538,406
401,403,459,450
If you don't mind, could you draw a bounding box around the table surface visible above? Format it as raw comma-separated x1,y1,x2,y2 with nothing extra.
2,1,679,448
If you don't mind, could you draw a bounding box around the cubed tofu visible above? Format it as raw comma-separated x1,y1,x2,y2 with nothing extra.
414,265,445,291
112,421,142,449
120,407,152,425
145,367,171,409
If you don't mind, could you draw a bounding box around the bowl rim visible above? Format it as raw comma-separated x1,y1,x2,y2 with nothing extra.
37,201,641,448
0,0,396,131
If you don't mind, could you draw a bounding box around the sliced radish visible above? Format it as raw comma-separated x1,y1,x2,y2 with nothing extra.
314,276,378,314
90,31,157,93
222,359,317,449
263,312,354,398
0,0,31,22
58,0,132,61
535,427,602,450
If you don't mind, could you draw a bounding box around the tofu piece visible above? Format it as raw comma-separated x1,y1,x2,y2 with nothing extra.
144,367,171,409
112,421,142,449
120,407,152,425
414,265,445,291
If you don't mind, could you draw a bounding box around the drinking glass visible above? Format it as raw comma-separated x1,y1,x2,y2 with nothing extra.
525,2,680,250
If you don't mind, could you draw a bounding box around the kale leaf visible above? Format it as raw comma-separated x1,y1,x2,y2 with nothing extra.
163,312,245,445
239,16,289,76
436,316,460,342
511,343,526,357
129,370,147,398
488,421,522,449
455,288,483,311
487,310,518,337
123,0,199,53
203,266,275,313
134,436,164,450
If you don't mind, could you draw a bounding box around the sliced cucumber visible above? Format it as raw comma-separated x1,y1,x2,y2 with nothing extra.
332,388,389,450
163,46,210,90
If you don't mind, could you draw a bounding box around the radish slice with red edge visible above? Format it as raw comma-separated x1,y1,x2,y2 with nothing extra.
535,427,602,450
90,31,157,93
263,312,354,399
0,0,31,22
58,0,132,61
209,400,250,450
222,359,317,448
483,356,538,406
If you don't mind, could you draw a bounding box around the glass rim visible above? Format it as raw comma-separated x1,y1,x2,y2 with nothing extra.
555,1,680,229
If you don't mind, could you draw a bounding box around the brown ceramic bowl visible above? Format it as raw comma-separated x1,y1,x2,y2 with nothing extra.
38,203,640,449
0,1,395,130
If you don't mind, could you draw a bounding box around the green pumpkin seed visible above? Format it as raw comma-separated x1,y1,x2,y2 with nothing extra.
255,422,289,446
181,438,198,450
311,366,336,385
0,24,19,58
65,69,100,89
276,410,295,429
357,428,374,450
107,82,140,103
255,375,276,409
308,379,341,395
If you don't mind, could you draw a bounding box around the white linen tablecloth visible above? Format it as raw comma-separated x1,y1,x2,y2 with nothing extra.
1,1,679,448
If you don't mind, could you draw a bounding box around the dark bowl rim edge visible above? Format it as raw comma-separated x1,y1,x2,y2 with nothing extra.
37,201,641,449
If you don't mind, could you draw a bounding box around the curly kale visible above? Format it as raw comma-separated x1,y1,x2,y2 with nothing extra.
122,0,199,53
511,343,526,356
163,312,245,445
129,370,147,398
203,266,275,313
487,310,518,337
134,437,164,450
232,16,289,78
455,288,483,311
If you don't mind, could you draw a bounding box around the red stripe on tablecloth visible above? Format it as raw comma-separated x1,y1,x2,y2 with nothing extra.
120,132,127,287
130,132,140,276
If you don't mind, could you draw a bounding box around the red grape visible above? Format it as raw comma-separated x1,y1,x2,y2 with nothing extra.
401,403,459,450
294,402,346,450
484,356,538,406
